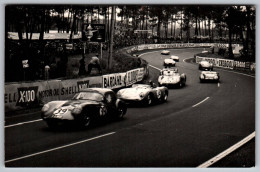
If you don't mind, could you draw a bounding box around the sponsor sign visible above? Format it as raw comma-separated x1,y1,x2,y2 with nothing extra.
217,59,234,69
137,68,145,82
77,80,90,90
125,69,140,86
102,73,126,89
16,86,38,107
234,61,246,68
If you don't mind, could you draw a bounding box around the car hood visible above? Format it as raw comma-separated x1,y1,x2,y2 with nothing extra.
118,88,150,99
159,75,180,84
45,100,99,112
42,100,101,120
200,61,211,67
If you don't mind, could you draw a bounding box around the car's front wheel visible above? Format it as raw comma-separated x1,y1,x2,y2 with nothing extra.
117,104,127,119
145,94,153,106
82,114,91,127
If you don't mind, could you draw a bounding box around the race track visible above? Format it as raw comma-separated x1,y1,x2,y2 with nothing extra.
5,48,255,167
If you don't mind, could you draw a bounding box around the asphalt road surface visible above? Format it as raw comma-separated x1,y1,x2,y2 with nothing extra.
5,48,255,167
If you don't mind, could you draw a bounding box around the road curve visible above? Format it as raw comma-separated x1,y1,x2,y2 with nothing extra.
5,48,255,167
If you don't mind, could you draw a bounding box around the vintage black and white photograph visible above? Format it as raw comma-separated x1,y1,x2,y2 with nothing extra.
4,4,255,168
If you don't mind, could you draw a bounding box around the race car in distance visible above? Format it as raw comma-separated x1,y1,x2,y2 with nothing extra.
198,60,213,71
158,68,186,88
41,88,127,129
116,84,168,106
164,58,176,67
170,55,180,62
200,71,220,83
161,50,170,55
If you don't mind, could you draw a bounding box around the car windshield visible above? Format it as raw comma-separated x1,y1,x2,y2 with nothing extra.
132,84,151,89
72,92,104,101
162,70,178,76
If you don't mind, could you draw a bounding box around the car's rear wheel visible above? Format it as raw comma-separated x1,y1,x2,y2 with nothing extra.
162,92,168,102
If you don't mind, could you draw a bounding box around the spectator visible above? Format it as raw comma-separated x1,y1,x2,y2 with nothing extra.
78,54,87,76
87,54,102,75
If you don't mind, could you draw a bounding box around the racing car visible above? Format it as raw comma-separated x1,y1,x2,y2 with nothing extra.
161,50,170,55
199,71,220,83
198,60,213,71
164,58,176,67
41,88,127,129
116,84,168,106
170,55,180,62
158,68,186,88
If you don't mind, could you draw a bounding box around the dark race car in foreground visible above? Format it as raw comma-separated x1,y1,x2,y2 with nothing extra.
158,68,186,88
41,88,127,129
198,60,213,71
116,84,168,106
200,71,220,83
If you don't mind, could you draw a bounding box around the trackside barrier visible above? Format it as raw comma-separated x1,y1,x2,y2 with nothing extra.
195,56,255,71
5,67,146,112
125,43,241,54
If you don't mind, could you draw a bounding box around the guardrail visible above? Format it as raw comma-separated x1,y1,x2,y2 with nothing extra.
125,43,241,54
195,56,255,72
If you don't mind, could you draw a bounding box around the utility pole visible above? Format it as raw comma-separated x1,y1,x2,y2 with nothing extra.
108,6,116,70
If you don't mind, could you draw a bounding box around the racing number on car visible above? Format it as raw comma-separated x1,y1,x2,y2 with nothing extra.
99,106,107,116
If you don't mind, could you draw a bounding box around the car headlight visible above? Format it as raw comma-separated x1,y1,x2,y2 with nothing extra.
42,104,50,112
200,74,205,79
214,75,218,79
139,92,144,98
72,105,82,115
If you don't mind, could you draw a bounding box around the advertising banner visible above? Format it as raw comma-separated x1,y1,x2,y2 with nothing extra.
137,68,145,82
234,61,246,68
217,59,234,69
125,68,140,86
5,80,61,111
102,73,126,89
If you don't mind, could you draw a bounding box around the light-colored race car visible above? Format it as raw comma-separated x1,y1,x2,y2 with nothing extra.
161,50,170,55
158,68,186,88
200,71,220,82
164,58,176,67
170,55,180,62
41,88,127,129
198,60,213,71
116,84,168,106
